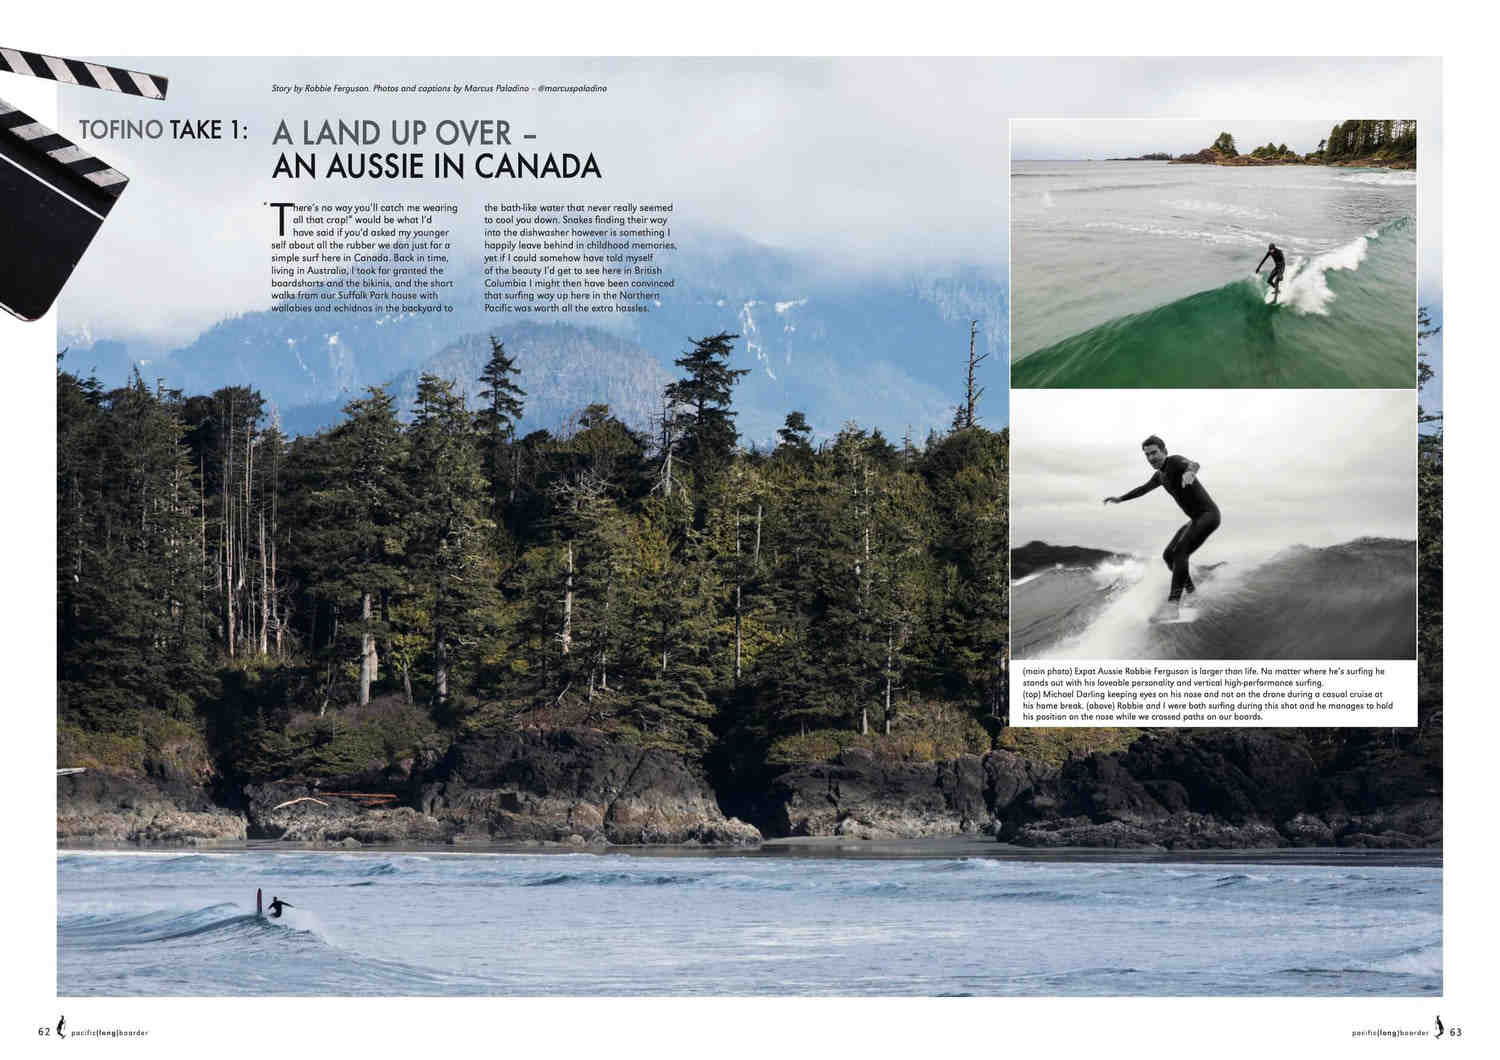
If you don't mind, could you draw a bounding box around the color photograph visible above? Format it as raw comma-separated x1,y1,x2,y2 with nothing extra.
1011,119,1417,388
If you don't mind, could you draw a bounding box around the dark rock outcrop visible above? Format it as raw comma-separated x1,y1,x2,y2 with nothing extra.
1010,541,1124,581
57,724,1437,851
422,730,760,845
61,729,760,847
766,748,1045,838
999,730,1439,849
243,782,453,843
1010,812,1283,849
57,771,246,844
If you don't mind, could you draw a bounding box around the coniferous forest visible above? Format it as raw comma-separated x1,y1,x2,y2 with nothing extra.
57,332,1009,789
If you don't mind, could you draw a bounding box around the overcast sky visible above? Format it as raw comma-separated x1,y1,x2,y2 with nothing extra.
57,56,1441,347
1011,389,1416,558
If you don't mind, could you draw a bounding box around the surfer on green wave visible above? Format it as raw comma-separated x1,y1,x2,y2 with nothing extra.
1256,242,1286,300
1104,435,1221,621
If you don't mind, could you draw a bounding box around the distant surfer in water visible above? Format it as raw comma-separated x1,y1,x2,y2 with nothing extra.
1104,435,1221,619
1256,242,1286,300
267,896,293,918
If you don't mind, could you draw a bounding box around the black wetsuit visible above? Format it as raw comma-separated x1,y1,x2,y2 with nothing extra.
1258,246,1286,287
268,899,292,918
1116,455,1221,602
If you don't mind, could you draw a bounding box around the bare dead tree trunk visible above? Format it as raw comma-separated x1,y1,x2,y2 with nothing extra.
244,415,253,657
319,603,339,717
259,511,269,656
224,480,234,657
600,566,614,691
434,622,449,704
270,436,282,657
654,388,676,498
733,506,743,683
560,541,574,655
961,319,989,429
271,533,282,657
359,590,374,706
734,585,743,684
198,455,207,640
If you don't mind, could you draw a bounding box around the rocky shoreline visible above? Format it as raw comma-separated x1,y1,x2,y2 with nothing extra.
57,728,1439,851
1168,153,1414,169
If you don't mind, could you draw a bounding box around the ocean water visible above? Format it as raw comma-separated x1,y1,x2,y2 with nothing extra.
1010,161,1416,387
58,848,1440,996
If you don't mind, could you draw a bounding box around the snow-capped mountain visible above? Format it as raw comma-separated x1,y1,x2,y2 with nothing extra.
60,234,1008,444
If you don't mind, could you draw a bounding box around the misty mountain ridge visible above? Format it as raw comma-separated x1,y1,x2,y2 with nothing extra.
60,234,1008,444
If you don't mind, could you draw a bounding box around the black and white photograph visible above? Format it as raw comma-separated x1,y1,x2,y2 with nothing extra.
1010,388,1417,661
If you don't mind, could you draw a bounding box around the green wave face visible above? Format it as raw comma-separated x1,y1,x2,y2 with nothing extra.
1012,217,1415,388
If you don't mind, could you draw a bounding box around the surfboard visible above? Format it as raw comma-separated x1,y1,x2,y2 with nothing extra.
1150,608,1199,625
256,887,263,917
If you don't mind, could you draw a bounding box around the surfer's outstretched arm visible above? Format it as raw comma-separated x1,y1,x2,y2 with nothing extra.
1106,477,1160,505
1256,249,1272,272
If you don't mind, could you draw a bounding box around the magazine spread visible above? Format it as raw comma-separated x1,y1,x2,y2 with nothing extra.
5,23,1466,1051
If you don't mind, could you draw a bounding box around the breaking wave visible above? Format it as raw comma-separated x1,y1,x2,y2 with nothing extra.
1012,537,1416,660
1012,217,1414,388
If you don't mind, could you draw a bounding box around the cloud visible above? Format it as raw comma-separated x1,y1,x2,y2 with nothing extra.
58,56,1440,347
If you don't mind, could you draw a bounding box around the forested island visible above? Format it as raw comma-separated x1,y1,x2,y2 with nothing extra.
56,321,1442,850
1165,120,1417,168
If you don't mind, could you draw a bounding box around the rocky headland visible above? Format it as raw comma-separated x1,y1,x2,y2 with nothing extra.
58,726,1438,851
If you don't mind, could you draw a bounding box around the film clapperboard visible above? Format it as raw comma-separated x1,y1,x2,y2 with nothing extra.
0,46,167,320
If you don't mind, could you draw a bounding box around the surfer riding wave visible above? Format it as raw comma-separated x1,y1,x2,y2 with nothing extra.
256,888,293,918
1104,434,1221,619
1256,242,1286,299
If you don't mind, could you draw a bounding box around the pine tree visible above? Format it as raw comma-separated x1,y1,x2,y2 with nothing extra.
405,374,499,707
868,465,933,733
475,335,527,512
918,428,1008,715
182,386,266,659
59,369,210,730
295,387,409,709
625,515,721,755
664,332,749,486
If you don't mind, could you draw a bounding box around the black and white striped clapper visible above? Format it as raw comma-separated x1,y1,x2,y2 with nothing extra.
0,47,168,100
0,46,167,321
